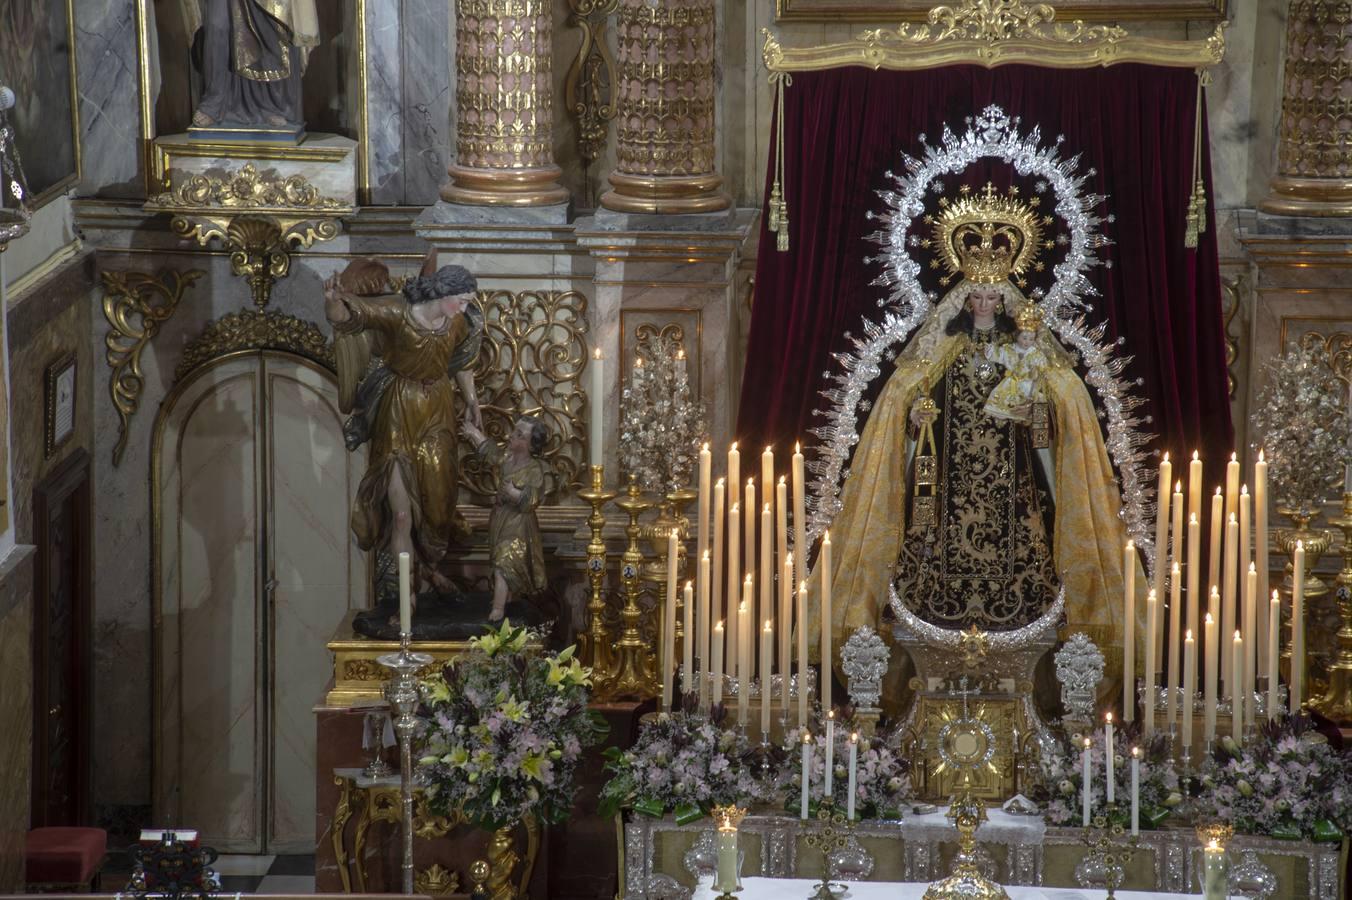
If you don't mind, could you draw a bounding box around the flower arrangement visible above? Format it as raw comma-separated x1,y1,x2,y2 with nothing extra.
598,706,765,824
418,620,608,830
1037,728,1182,828
1195,721,1351,841
777,717,913,819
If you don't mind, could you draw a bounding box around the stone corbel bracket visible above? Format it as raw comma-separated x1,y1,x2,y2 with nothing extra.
144,163,353,308
102,268,207,466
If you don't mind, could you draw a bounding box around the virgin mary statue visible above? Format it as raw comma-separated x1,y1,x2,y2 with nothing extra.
821,184,1134,702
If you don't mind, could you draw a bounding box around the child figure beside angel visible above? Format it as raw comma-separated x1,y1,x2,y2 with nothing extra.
461,416,550,622
983,303,1051,423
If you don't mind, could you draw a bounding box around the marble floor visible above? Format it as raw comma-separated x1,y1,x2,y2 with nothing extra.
214,854,316,894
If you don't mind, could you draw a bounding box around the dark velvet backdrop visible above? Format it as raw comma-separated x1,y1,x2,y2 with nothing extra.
737,64,1232,487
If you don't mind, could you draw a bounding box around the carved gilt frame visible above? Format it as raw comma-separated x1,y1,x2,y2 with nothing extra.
776,0,1224,24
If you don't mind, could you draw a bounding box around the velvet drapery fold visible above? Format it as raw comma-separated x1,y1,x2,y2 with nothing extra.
737,64,1232,489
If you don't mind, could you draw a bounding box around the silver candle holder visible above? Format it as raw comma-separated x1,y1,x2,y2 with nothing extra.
378,632,433,895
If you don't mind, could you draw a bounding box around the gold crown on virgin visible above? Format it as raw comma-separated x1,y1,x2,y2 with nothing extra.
1014,303,1044,332
921,183,1055,288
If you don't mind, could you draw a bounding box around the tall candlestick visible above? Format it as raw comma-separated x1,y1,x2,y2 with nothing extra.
1204,612,1218,742
797,581,809,727
738,591,751,725
744,481,756,611
712,621,725,705
781,553,793,712
712,479,725,679
664,528,678,710
727,501,740,678
1168,559,1182,728
760,502,772,642
1244,562,1257,728
792,443,807,592
846,732,859,821
1187,513,1201,678
589,350,604,467
1123,540,1137,721
1222,513,1238,692
1208,487,1224,600
683,581,695,695
824,711,836,796
1104,713,1115,803
800,733,811,819
1255,450,1270,677
1182,630,1196,749
820,531,833,714
1232,631,1244,741
1130,747,1141,836
699,552,711,709
760,620,773,738
1153,453,1173,619
1292,540,1306,714
697,441,711,584
398,551,412,636
1082,737,1093,827
1144,589,1158,735
1268,590,1280,722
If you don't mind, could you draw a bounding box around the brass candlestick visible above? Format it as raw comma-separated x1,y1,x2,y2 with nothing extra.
1275,505,1333,598
1312,492,1352,723
594,475,658,700
377,632,433,895
1076,801,1139,899
578,464,617,672
804,797,850,900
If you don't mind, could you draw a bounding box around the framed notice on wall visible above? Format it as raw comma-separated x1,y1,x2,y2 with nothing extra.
45,352,77,458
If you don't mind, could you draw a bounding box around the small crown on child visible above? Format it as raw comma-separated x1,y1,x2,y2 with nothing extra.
1014,304,1044,332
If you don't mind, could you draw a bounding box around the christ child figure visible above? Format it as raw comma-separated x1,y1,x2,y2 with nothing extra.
983,304,1051,422
461,416,550,622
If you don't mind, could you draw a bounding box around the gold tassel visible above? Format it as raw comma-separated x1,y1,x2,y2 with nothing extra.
769,71,792,253
1185,69,1211,250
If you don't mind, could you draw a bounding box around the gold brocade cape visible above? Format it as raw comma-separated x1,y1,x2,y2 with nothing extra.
809,311,1146,705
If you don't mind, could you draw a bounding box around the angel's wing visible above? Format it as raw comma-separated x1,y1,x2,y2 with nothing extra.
335,330,373,415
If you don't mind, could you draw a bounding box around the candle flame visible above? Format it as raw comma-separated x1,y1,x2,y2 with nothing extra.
1193,450,1200,461
764,620,772,631
1186,629,1193,640
744,574,753,585
1229,513,1237,524
798,581,807,593
748,477,755,487
1249,562,1257,573
1131,746,1141,758
716,477,725,487
1126,539,1134,550
1272,590,1280,601
1173,560,1181,572
764,502,771,513
823,530,831,544
1211,585,1220,596
702,442,709,452
804,731,812,743
1208,839,1220,850
731,502,739,513
1235,630,1242,641
1148,588,1157,600
1297,539,1304,550
1242,484,1249,495
779,475,786,485
1231,452,1237,462
1215,486,1222,496
715,620,724,631
1190,513,1198,524
827,709,835,720
786,551,795,564
765,446,772,454
1205,613,1214,624
593,348,602,360
1163,451,1170,462
1258,449,1265,462
1176,480,1182,493
703,550,710,560
1106,711,1113,723
795,441,801,453
686,580,693,589
1084,737,1092,748
850,732,859,742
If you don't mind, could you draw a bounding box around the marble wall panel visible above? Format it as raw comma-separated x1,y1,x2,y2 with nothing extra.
0,547,34,892
364,0,406,205
401,0,454,205
74,0,144,198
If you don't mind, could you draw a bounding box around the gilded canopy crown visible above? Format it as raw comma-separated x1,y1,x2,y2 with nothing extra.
922,182,1051,287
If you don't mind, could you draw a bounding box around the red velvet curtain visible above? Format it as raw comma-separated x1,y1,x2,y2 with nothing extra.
738,64,1232,478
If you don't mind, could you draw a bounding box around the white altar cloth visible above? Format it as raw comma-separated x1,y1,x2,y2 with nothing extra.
900,806,1047,844
691,877,1205,900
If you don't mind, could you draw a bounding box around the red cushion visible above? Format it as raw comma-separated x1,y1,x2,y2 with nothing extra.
25,827,107,884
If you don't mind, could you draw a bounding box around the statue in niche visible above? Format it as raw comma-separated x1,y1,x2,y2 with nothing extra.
461,415,550,622
180,0,320,131
822,183,1135,708
326,252,483,628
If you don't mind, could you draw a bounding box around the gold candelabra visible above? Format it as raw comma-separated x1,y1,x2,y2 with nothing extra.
803,797,851,900
1076,802,1140,899
594,475,659,700
1312,492,1352,723
577,465,617,672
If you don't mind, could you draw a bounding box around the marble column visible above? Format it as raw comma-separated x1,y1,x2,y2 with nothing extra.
442,0,569,207
1260,0,1352,215
599,0,730,214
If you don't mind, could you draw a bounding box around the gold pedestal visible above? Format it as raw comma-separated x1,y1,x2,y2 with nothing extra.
577,465,617,671
594,477,659,701
1260,176,1352,217
1312,495,1352,723
441,164,569,207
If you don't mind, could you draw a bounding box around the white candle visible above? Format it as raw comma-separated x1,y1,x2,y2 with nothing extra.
699,552,711,709
683,580,695,695
1123,540,1136,721
1225,452,1240,527
398,551,412,637
712,478,725,670
821,531,833,714
1187,513,1201,680
824,711,836,797
727,501,740,678
1104,713,1115,804
761,619,773,738
744,479,756,614
1204,612,1218,742
1222,513,1238,693
715,820,739,893
589,349,604,467
800,733,812,819
1292,540,1306,714
1154,452,1172,608
712,621,725,705
781,553,794,712
792,443,807,592
697,442,711,617
1203,840,1227,900
760,502,772,643
1144,589,1157,735
1255,450,1270,678
846,732,859,821
1130,747,1141,836
1082,737,1093,827
727,444,740,512
1208,487,1224,602
797,580,809,727
776,479,789,668
1188,451,1203,537
664,528,678,710
1232,631,1244,741
1168,559,1182,728
1244,562,1257,728
1182,629,1196,748
738,593,751,725
761,446,775,522
1268,590,1280,722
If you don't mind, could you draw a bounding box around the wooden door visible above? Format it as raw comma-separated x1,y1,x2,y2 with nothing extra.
31,450,93,828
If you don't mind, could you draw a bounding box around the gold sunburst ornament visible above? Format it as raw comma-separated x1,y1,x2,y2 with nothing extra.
921,182,1052,288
